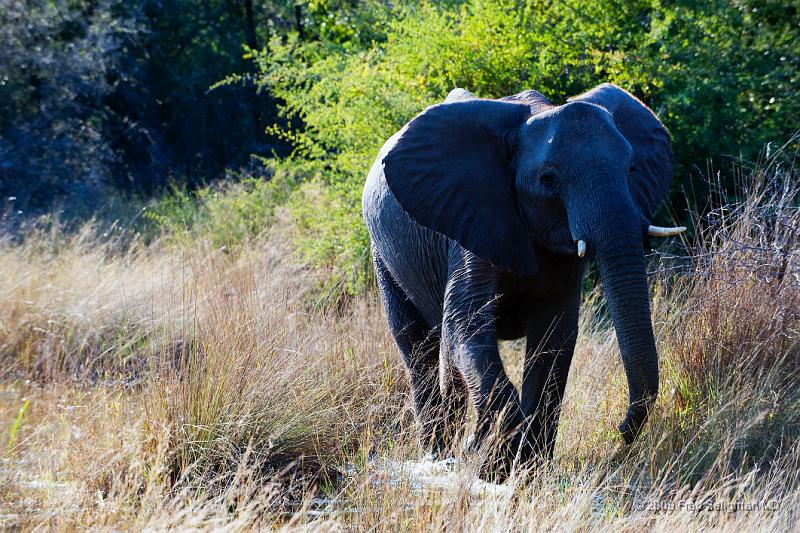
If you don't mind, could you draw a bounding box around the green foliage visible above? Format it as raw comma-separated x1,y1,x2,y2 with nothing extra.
289,179,373,303
647,2,799,185
299,0,400,45
145,172,295,249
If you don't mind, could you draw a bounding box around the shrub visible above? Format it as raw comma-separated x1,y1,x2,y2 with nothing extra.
141,243,401,485
649,153,800,475
144,171,295,249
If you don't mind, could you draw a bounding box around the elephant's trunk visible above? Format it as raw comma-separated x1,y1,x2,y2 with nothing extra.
578,188,659,444
595,238,659,443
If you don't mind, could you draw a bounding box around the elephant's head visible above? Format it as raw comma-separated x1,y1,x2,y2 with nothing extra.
382,83,684,444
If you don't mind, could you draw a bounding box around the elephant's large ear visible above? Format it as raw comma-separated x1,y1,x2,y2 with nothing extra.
570,83,672,220
382,99,537,275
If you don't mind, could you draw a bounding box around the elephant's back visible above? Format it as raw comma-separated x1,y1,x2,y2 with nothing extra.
363,137,449,327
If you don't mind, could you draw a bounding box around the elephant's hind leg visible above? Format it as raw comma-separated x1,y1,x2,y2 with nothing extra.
373,252,465,455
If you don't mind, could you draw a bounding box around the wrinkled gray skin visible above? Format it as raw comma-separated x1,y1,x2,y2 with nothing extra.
362,83,673,478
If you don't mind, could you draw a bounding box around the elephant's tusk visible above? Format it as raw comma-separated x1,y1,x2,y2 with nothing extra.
648,225,687,237
577,240,587,258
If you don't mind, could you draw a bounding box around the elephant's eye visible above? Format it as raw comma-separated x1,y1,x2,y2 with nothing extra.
538,170,557,193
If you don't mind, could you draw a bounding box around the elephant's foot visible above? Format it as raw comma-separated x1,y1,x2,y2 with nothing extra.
478,429,523,483
468,412,526,483
417,406,469,460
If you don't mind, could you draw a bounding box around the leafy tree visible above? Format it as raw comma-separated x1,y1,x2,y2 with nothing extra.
252,0,800,292
1,0,306,219
0,0,139,217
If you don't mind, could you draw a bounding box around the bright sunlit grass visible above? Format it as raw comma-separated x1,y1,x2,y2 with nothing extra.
1,160,799,529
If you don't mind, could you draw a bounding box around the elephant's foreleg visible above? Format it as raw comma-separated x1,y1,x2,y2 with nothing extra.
520,287,581,461
441,248,522,476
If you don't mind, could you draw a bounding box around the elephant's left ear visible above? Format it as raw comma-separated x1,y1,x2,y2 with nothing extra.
569,83,672,220
382,99,538,275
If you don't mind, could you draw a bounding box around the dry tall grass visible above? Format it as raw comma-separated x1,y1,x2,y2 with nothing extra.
1,162,799,530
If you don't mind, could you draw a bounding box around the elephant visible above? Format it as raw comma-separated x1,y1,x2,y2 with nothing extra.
361,83,685,477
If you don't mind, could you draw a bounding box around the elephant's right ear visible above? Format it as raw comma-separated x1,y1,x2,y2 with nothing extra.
382,100,538,276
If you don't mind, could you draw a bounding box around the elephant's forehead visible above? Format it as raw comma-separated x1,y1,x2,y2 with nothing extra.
526,101,614,128
522,103,631,157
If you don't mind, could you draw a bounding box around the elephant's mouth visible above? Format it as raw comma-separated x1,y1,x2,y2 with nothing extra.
521,199,576,256
533,219,575,256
